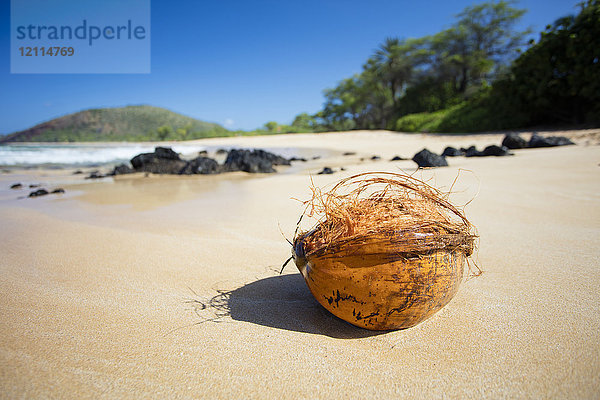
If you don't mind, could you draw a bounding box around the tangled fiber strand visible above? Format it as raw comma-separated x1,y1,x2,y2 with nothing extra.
295,172,477,262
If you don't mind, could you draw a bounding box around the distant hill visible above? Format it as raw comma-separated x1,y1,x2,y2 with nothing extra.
0,105,229,142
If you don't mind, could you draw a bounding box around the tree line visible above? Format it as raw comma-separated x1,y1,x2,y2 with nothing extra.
266,0,599,134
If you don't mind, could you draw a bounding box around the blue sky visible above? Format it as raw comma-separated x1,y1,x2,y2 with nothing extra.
0,0,583,133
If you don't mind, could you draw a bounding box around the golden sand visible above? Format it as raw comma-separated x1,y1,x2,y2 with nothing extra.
0,130,599,398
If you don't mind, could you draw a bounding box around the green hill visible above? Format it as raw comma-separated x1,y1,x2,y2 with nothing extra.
0,105,229,142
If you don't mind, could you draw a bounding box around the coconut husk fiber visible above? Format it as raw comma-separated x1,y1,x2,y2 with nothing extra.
294,172,477,261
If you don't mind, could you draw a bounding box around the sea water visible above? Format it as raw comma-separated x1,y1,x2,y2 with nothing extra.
0,143,209,167
0,143,315,167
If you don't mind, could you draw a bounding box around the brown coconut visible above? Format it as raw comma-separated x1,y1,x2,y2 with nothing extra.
290,172,477,330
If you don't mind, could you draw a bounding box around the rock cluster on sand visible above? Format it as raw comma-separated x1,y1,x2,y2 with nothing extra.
88,147,293,178
411,132,575,168
28,188,65,198
9,183,65,198
528,133,575,148
463,145,513,157
502,133,574,149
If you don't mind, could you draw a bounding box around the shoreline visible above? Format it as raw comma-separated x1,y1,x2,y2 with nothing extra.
1,126,598,144
1,128,597,172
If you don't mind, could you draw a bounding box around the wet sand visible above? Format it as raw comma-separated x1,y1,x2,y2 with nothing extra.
1,130,599,398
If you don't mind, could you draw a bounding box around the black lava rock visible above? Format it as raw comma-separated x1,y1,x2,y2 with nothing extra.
289,157,308,162
215,149,228,155
481,145,512,156
412,149,448,168
86,171,107,179
502,134,528,149
371,155,381,160
154,146,180,160
10,183,22,189
464,146,483,157
529,134,575,148
390,155,406,161
180,157,220,175
318,167,334,174
342,152,356,156
256,149,290,166
29,189,49,197
130,147,187,174
223,149,289,173
111,164,135,175
51,188,65,194
442,147,463,157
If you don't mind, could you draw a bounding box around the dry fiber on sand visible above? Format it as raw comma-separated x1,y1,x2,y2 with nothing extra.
294,172,477,261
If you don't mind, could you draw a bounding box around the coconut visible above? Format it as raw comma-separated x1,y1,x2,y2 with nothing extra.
290,172,477,330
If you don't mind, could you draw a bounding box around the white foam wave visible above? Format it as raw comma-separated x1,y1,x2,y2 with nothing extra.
0,144,208,166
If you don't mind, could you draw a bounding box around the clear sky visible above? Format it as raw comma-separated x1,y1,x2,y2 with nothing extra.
0,0,583,134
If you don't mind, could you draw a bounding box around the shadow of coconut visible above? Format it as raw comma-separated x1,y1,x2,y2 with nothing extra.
214,273,384,339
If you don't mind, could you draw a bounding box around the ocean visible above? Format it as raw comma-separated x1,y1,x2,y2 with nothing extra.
0,143,312,167
0,143,213,167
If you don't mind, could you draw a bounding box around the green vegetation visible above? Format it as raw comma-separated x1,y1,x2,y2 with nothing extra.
255,113,326,135
1,105,230,143
286,0,599,133
395,106,457,133
468,0,600,130
290,0,530,132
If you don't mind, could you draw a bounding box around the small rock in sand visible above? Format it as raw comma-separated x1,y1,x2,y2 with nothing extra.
28,189,49,197
318,167,335,174
464,146,483,157
481,145,513,157
412,149,448,168
442,147,463,157
502,134,528,149
111,164,135,176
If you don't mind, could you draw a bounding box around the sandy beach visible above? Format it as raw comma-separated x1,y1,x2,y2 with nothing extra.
1,130,599,398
